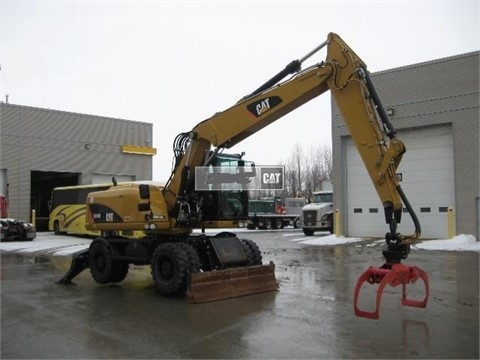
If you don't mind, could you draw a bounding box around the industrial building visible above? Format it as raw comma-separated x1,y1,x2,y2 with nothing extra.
333,51,479,239
0,104,156,230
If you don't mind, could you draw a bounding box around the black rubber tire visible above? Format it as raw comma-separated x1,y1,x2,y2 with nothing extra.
264,219,272,230
240,239,262,265
151,243,189,296
110,263,129,282
53,221,65,235
303,229,314,236
109,246,129,283
89,239,115,284
293,218,300,229
273,218,283,229
178,242,201,273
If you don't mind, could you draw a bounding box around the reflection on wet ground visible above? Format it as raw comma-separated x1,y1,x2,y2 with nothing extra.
1,231,479,359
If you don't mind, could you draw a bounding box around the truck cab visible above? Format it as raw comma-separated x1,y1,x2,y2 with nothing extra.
300,191,333,235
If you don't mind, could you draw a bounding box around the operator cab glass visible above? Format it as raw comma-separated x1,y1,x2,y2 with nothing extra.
200,153,252,221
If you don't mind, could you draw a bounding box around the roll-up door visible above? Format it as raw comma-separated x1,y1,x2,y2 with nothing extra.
346,125,454,239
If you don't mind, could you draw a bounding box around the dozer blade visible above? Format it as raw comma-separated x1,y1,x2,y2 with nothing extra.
353,263,429,319
186,261,278,304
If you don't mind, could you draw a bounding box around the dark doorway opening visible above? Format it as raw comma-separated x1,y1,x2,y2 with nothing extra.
31,171,80,231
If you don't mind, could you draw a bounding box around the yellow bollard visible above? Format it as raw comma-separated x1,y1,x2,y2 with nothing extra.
447,207,454,239
31,209,36,227
334,209,342,237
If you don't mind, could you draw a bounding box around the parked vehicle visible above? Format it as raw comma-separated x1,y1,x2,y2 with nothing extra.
0,218,36,242
300,191,334,235
247,196,305,229
48,183,157,238
48,184,113,236
0,194,7,218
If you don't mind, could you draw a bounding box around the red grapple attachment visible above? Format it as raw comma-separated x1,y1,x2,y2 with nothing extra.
354,263,429,319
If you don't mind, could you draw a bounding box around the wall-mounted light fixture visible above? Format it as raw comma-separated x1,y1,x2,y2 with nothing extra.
386,108,395,116
84,144,91,150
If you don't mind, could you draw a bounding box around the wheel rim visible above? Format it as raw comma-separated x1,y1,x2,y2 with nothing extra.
159,257,174,280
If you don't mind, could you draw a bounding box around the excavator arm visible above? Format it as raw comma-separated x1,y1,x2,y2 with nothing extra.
165,34,411,227
164,33,428,318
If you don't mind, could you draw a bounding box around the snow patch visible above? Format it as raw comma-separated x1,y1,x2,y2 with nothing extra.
299,234,364,246
413,234,479,252
1,232,478,256
296,234,479,252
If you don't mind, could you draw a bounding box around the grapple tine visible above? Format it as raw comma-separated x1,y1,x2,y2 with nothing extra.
401,266,429,308
354,266,388,319
187,262,278,304
354,263,429,319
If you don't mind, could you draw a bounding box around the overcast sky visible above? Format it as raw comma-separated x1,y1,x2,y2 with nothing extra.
1,1,478,181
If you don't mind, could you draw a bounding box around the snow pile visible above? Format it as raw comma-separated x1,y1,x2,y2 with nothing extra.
413,234,479,252
299,234,364,246
0,233,91,256
296,234,480,252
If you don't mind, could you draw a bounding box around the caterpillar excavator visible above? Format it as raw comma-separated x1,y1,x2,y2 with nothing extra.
58,33,429,319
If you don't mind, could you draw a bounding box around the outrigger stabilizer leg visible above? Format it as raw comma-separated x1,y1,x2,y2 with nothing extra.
353,188,430,319
56,249,90,284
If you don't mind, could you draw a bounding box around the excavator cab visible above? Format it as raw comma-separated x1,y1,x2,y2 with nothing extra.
197,153,251,228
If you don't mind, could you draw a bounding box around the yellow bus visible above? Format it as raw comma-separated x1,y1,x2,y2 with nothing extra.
48,183,113,236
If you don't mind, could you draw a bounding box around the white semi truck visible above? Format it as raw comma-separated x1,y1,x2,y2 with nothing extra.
301,191,333,235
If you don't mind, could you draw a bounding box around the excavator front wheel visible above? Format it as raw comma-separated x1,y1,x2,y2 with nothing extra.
239,239,262,265
151,243,189,296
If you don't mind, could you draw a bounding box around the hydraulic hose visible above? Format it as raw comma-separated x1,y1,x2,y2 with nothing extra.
396,185,422,241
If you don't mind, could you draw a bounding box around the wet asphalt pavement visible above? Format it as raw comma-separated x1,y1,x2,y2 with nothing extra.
1,230,479,359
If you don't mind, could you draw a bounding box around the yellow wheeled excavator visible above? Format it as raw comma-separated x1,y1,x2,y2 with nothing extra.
58,33,429,319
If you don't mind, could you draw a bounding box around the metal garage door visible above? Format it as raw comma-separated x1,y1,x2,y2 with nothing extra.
346,125,455,239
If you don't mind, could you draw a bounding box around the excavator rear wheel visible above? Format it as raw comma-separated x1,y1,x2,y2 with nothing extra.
89,239,128,284
109,246,129,283
151,243,189,296
89,239,115,284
